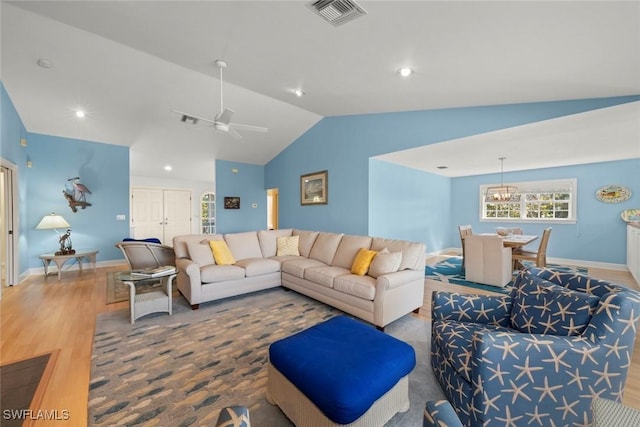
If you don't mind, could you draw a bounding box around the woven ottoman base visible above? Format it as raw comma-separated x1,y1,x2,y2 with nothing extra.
266,363,409,427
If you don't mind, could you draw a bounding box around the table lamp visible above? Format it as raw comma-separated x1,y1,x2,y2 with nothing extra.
36,212,73,254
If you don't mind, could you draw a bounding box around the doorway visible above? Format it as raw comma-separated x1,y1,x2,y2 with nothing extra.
130,187,192,245
1,159,19,290
267,188,279,230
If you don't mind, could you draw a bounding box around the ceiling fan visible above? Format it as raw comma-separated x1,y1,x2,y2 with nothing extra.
172,60,268,140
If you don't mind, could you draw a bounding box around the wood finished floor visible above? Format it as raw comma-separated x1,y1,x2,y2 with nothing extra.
1,261,639,426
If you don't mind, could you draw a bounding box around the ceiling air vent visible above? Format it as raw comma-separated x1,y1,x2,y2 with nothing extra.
307,0,367,27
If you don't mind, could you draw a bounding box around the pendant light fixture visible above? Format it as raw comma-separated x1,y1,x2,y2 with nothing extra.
485,157,518,202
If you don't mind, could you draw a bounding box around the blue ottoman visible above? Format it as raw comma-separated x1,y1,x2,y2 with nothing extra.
266,316,415,426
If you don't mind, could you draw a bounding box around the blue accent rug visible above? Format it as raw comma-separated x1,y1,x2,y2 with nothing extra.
425,256,588,294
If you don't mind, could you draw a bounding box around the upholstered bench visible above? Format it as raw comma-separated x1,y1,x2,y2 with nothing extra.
266,315,415,426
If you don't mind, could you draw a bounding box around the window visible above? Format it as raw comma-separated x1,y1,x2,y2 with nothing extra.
201,193,216,234
480,179,577,223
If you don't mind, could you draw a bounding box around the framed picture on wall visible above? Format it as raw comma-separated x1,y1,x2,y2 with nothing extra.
300,170,328,205
224,196,240,209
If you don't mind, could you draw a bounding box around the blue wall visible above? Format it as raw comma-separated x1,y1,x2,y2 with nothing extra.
215,159,267,234
266,96,640,257
369,159,451,251
3,83,130,273
1,83,29,275
451,159,640,264
25,133,130,268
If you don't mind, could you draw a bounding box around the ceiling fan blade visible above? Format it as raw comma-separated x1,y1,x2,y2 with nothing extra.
216,108,235,125
229,122,268,133
228,128,243,140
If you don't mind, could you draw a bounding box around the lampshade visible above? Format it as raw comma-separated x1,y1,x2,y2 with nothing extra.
36,213,70,230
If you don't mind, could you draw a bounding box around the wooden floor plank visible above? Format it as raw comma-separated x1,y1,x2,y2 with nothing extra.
1,261,639,427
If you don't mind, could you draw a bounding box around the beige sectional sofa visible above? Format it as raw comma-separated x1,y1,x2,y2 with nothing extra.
172,229,426,328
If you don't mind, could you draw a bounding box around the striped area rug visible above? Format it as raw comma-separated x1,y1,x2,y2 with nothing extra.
89,289,444,426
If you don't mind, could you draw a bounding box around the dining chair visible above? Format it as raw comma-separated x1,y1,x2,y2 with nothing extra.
464,234,513,287
458,225,473,269
512,227,552,268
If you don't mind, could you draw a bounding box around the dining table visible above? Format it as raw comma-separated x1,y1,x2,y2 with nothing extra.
500,234,538,248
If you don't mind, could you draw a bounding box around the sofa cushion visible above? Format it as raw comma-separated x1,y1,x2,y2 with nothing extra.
308,232,343,265
304,266,350,288
510,272,600,336
350,248,377,275
371,238,424,271
332,235,373,269
281,258,327,279
234,258,281,277
292,230,319,258
432,319,513,383
334,274,377,300
173,234,222,259
277,235,300,256
367,248,402,278
209,240,236,265
200,264,245,283
224,231,263,261
258,229,293,258
187,241,215,266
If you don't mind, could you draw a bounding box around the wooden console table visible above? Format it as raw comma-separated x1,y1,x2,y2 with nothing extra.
39,249,99,280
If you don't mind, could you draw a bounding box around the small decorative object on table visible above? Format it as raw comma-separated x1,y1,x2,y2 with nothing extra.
56,229,75,255
621,208,640,224
130,265,176,278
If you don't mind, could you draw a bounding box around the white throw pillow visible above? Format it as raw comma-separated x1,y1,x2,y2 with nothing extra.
277,235,300,256
187,242,215,266
368,248,402,278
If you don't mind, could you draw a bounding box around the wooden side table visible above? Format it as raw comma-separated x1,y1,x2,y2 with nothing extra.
117,271,176,323
39,249,99,280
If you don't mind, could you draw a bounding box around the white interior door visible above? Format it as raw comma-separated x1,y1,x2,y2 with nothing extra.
0,160,19,289
163,190,191,244
131,188,164,241
131,187,192,245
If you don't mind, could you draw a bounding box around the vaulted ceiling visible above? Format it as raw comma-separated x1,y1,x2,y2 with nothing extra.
2,1,639,180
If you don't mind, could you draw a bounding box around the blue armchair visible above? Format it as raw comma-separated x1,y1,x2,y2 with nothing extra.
431,267,640,427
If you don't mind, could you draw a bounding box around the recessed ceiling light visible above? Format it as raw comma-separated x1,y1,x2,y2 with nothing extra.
75,110,86,118
437,166,448,169
398,67,413,77
37,58,53,69
164,165,172,171
294,89,305,97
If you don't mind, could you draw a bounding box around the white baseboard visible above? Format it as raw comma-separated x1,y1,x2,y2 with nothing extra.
19,260,129,284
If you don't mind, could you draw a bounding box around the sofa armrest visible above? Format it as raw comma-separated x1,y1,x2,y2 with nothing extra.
376,269,423,291
432,291,512,327
175,258,203,305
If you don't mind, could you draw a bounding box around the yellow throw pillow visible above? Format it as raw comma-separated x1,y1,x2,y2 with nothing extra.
209,240,236,265
351,248,378,276
277,235,300,256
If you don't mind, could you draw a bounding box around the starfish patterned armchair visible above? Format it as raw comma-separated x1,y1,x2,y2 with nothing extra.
430,267,640,427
